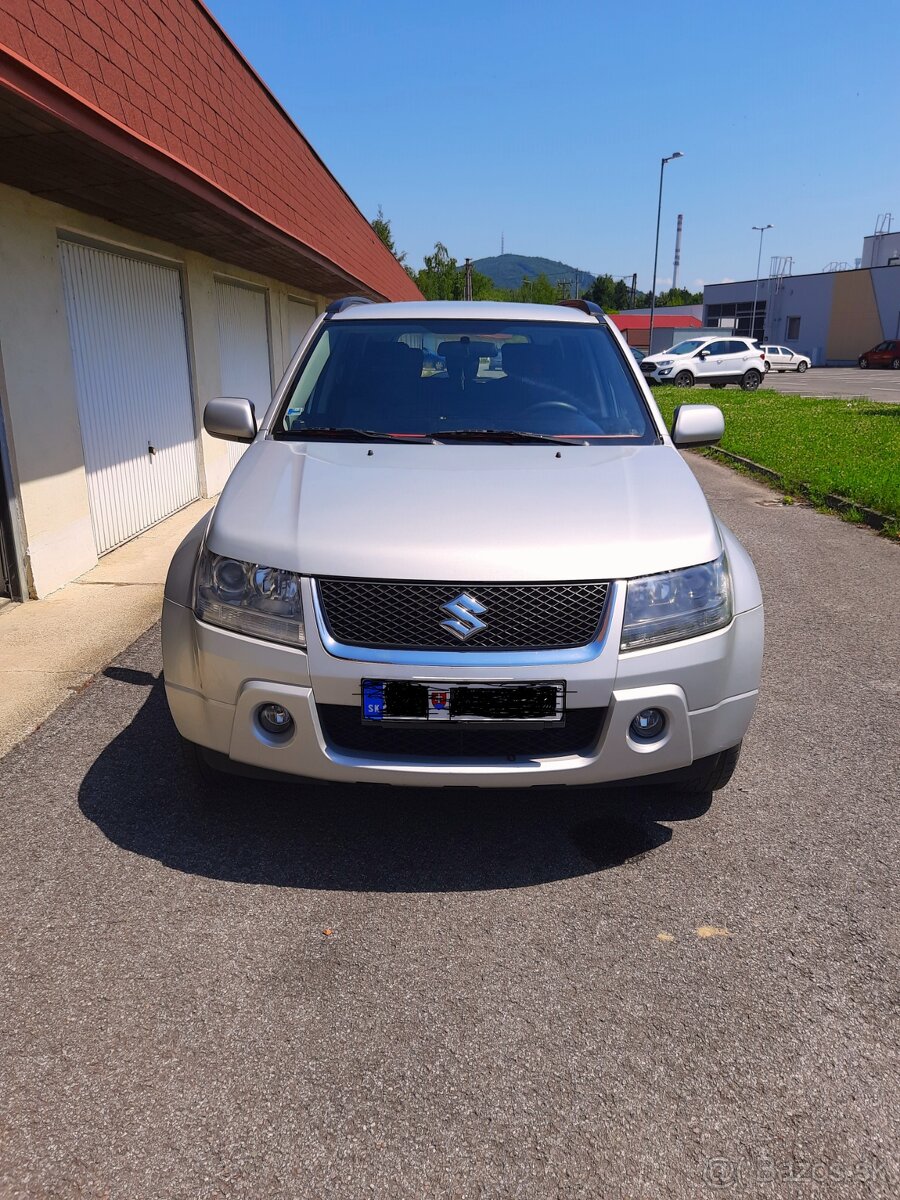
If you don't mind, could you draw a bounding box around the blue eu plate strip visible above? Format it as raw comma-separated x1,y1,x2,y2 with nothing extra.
362,680,385,721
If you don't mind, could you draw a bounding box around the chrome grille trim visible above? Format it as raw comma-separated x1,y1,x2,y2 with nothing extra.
315,577,611,653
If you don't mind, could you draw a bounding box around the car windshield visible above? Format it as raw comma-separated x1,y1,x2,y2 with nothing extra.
667,340,705,356
277,318,656,444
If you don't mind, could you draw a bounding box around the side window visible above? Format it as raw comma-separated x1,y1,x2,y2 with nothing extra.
283,330,332,426
786,317,801,340
726,340,749,354
704,340,728,355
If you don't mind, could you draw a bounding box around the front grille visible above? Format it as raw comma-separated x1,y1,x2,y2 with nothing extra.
316,579,610,651
640,361,655,373
317,705,606,759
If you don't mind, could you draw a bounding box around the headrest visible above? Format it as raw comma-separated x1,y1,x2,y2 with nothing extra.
362,340,423,382
437,340,496,360
501,342,560,380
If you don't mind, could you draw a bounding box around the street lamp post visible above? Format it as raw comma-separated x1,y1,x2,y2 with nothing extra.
648,151,683,353
750,224,773,342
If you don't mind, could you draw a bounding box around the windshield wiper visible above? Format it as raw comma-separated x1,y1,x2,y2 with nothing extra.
427,428,584,445
284,427,432,442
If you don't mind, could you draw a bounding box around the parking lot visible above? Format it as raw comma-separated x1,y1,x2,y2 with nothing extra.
0,457,898,1198
761,365,900,402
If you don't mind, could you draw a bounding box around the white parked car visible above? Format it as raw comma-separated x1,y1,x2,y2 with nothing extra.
640,336,766,389
163,299,763,801
761,345,810,373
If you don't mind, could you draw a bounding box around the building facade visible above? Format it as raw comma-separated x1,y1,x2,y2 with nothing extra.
703,230,900,367
0,0,419,600
609,312,702,353
704,266,900,366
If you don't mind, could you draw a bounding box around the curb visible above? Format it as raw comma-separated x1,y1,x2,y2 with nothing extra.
703,448,892,532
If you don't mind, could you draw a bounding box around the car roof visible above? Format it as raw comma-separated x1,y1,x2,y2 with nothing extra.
329,300,599,324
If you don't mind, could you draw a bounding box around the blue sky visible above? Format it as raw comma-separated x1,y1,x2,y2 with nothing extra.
207,0,899,291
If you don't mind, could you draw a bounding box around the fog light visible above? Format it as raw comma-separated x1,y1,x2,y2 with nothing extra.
258,703,294,736
630,708,666,740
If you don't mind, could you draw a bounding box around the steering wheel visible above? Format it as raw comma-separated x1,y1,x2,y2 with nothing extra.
522,400,580,416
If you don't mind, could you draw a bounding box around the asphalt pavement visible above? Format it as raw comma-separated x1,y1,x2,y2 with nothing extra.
1,457,898,1199
761,365,900,402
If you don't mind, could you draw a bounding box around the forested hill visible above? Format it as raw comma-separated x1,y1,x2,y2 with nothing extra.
472,254,596,292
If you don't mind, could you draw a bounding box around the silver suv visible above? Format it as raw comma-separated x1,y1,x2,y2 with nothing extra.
163,299,763,799
641,336,766,389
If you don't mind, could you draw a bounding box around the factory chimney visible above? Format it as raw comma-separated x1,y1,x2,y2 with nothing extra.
672,214,684,290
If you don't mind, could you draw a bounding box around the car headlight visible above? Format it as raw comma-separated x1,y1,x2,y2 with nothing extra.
194,548,305,647
656,359,673,367
658,368,672,376
620,553,732,651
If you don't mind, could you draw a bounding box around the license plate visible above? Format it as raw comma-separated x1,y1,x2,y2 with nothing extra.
361,680,565,723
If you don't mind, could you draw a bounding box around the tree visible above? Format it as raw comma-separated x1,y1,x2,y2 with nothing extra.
655,286,703,306
370,205,406,264
416,242,464,300
522,273,557,304
584,274,649,311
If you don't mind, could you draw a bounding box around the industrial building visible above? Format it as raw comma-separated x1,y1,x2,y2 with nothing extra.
0,0,419,601
702,228,900,366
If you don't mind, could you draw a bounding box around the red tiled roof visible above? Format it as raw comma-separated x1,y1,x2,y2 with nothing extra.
609,314,702,330
0,0,420,300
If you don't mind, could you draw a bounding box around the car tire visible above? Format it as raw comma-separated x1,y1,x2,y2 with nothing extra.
859,357,868,368
673,370,694,388
180,735,237,803
661,743,743,798
797,361,808,372
891,358,900,370
763,361,770,372
740,369,762,391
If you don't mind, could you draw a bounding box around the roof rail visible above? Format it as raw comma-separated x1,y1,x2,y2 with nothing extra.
324,296,376,317
556,298,604,317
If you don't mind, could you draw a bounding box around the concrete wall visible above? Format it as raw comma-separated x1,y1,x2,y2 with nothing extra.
861,232,900,269
0,182,323,598
871,267,900,340
766,272,835,364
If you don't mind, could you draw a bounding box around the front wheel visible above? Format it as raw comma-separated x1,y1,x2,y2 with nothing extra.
664,743,743,798
891,358,900,370
673,370,694,388
740,369,762,391
797,360,808,372
859,357,868,368
763,361,770,372
180,735,239,804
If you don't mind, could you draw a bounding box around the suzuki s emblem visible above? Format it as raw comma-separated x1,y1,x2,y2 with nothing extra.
440,592,487,641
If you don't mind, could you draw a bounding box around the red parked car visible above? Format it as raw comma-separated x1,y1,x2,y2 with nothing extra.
858,339,900,369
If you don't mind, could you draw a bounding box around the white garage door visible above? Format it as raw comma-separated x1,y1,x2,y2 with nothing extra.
215,280,272,470
59,241,200,555
288,298,316,353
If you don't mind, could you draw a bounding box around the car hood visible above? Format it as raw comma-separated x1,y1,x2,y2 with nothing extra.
205,440,721,581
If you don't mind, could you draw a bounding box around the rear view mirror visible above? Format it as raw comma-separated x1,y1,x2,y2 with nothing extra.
203,397,257,443
671,403,724,448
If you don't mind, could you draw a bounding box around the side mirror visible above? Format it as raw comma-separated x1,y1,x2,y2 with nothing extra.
698,349,710,359
203,397,257,443
671,403,724,448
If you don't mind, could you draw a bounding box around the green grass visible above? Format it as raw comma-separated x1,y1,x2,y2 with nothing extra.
653,387,900,522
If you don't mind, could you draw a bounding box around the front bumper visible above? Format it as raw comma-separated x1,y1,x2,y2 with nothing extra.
162,579,763,788
641,364,675,384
